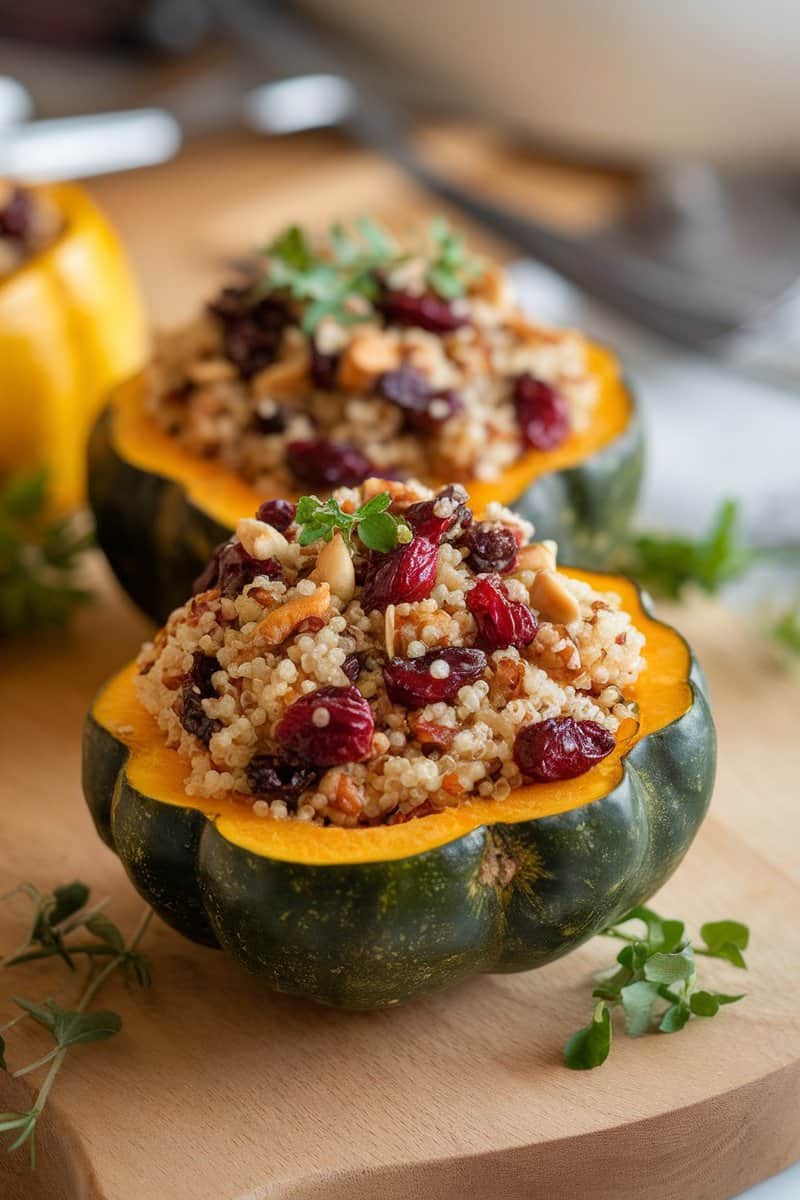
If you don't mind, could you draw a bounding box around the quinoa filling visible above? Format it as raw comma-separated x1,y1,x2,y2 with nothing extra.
0,184,62,276
136,479,646,827
145,219,598,491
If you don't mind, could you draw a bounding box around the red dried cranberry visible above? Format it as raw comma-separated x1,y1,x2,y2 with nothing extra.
460,523,518,574
255,498,295,531
310,345,340,389
513,717,615,782
193,540,282,597
513,375,569,451
0,188,34,243
379,288,467,333
208,287,290,379
405,485,472,540
180,652,222,745
245,755,319,802
286,438,373,488
384,647,487,707
377,366,462,433
466,576,537,649
253,405,287,435
275,685,374,766
360,530,441,612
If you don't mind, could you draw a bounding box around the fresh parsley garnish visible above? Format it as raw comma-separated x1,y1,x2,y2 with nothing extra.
0,880,152,1165
564,906,748,1070
295,492,411,554
260,215,484,333
0,467,94,637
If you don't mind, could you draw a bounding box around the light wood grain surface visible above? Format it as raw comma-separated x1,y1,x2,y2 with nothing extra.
1,133,798,1200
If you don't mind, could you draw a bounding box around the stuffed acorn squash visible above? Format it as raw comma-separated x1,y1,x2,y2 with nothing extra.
88,218,642,621
83,478,713,1008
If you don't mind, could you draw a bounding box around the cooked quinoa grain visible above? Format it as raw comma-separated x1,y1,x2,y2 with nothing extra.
145,219,598,491
136,479,645,826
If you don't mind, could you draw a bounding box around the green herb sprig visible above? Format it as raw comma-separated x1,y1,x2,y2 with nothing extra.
261,215,484,333
0,880,152,1163
564,906,748,1070
0,467,94,637
295,492,412,554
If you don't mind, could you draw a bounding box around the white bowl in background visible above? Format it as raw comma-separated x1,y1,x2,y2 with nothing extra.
300,0,800,166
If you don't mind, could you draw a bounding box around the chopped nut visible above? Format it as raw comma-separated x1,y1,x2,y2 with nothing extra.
236,517,292,564
529,569,581,625
333,773,363,815
187,358,238,385
256,584,331,646
310,532,355,603
516,541,557,573
250,354,309,398
338,328,400,391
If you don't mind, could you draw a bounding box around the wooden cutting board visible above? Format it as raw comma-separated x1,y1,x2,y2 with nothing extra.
1,134,799,1200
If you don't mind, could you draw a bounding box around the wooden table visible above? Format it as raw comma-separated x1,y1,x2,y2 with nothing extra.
1,132,798,1200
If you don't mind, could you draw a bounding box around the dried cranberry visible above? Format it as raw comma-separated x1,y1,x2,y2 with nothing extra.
193,540,282,597
405,485,472,541
514,375,569,451
208,287,290,379
0,187,33,243
360,529,441,613
255,498,296,531
246,755,319,802
286,438,374,488
513,717,615,782
377,366,462,433
342,652,364,683
466,576,537,649
379,288,467,333
180,652,222,745
275,685,374,766
460,523,518,574
253,405,287,435
384,647,487,707
310,345,340,389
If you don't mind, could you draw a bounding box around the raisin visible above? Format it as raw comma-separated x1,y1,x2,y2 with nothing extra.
254,498,296,531
460,523,518,573
193,540,282,598
245,755,319,802
208,287,290,379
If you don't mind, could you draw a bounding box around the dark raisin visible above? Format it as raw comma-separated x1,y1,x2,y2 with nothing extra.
466,575,537,649
310,345,340,389
460,523,518,573
253,405,287,435
255,498,296,531
513,375,569,451
245,755,319,802
384,647,487,707
208,287,291,379
377,366,463,433
513,717,615,782
286,438,374,488
180,652,222,745
275,685,375,766
342,652,364,683
193,540,282,597
379,288,468,333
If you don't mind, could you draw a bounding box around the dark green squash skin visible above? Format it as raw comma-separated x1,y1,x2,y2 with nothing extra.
87,393,643,625
82,633,714,1010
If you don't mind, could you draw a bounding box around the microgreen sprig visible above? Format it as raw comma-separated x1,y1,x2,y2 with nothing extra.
295,492,412,554
0,881,153,1164
0,467,94,638
426,215,485,300
564,905,748,1070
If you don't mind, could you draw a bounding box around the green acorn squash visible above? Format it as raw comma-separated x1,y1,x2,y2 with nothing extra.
82,570,713,1009
88,344,642,622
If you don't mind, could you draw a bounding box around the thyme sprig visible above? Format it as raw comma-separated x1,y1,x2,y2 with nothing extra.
564,905,748,1070
0,881,153,1164
0,467,94,637
295,492,412,553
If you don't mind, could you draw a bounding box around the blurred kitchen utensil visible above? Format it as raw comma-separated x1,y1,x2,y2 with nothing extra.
299,0,800,168
0,76,32,127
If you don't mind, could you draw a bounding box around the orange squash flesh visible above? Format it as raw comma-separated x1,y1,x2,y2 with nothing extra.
105,342,631,526
92,569,691,867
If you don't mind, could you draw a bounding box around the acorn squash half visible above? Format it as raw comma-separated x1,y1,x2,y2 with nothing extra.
88,344,642,621
82,571,713,1009
0,183,147,512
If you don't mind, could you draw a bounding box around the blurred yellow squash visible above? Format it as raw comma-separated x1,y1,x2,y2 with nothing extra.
0,182,147,511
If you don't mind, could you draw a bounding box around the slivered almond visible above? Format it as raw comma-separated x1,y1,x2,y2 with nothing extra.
516,541,558,573
310,533,355,603
529,569,580,625
256,584,331,646
384,604,397,659
250,354,309,398
338,328,400,391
